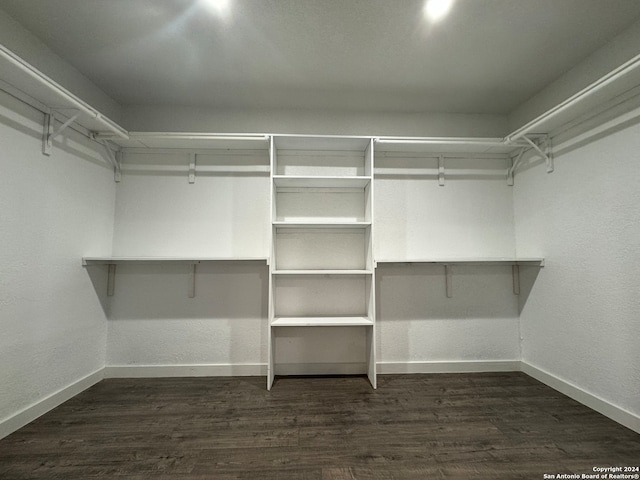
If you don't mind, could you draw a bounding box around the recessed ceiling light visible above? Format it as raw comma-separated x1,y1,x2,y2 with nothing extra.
424,0,454,22
200,0,231,18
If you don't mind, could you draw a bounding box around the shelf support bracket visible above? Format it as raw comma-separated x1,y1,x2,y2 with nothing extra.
522,134,553,173
42,112,80,156
188,263,197,298
507,147,526,186
94,136,122,182
444,264,452,298
512,265,520,295
189,153,196,184
438,155,445,186
107,264,116,297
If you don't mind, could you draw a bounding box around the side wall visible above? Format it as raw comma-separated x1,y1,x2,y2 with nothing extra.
514,118,640,426
0,90,115,438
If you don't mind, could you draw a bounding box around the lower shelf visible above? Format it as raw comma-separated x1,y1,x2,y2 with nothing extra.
271,316,374,327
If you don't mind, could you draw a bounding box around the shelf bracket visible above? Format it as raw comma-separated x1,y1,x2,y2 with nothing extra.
188,263,197,298
438,155,445,186
512,265,520,295
507,147,526,186
107,264,116,296
42,111,80,156
444,264,452,298
94,136,122,182
189,153,196,184
521,134,554,173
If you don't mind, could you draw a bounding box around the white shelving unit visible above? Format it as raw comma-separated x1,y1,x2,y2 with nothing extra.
268,136,376,389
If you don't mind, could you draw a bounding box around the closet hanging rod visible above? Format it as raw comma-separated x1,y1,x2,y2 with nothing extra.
375,137,505,146
0,43,128,139
127,132,269,142
505,52,640,143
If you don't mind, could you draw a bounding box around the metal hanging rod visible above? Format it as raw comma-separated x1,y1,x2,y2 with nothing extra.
0,43,128,139
505,52,640,143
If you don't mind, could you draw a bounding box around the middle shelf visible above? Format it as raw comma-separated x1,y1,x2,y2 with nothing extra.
271,316,375,327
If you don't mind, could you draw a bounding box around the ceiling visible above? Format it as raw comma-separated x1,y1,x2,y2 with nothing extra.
2,0,640,115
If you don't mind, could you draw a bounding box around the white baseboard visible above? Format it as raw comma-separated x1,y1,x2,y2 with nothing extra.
0,369,104,440
275,362,367,376
378,360,521,374
521,362,640,434
104,363,266,378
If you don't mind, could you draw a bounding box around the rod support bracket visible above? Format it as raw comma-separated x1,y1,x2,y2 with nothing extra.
189,153,196,184
42,111,81,156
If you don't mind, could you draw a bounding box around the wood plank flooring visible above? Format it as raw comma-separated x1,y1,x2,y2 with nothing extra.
1,373,638,479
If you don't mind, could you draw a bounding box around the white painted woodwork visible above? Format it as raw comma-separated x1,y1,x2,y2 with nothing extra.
269,137,376,388
271,317,374,327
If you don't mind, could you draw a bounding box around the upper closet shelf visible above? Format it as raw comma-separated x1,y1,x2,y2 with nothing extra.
82,256,268,266
0,44,128,140
105,132,271,151
376,258,544,266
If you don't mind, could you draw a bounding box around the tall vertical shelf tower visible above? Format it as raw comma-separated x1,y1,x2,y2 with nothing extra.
268,136,376,390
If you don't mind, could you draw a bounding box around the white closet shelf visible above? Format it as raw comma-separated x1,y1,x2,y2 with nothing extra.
271,316,374,327
82,256,268,266
272,269,373,275
106,132,271,150
273,221,371,229
82,257,267,298
376,258,545,266
273,176,371,189
376,258,544,298
0,44,128,139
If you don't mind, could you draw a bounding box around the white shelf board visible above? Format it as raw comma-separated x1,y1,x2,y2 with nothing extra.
376,258,545,266
274,135,371,152
82,256,268,266
110,132,270,150
374,137,517,155
271,316,374,327
273,221,371,229
272,269,373,275
273,175,371,188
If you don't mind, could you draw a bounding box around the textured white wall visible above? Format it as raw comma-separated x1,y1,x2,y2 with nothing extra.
106,262,268,369
122,105,508,138
0,91,114,425
112,152,270,257
107,151,270,368
375,156,519,365
375,157,516,260
514,120,640,418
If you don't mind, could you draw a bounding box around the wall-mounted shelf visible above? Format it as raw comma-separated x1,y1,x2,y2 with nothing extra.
82,256,268,298
0,44,128,146
376,258,545,298
376,258,545,266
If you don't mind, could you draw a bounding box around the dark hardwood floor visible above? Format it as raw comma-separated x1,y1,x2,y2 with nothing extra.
1,373,638,479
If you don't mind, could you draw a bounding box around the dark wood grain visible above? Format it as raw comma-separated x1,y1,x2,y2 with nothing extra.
1,373,638,479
